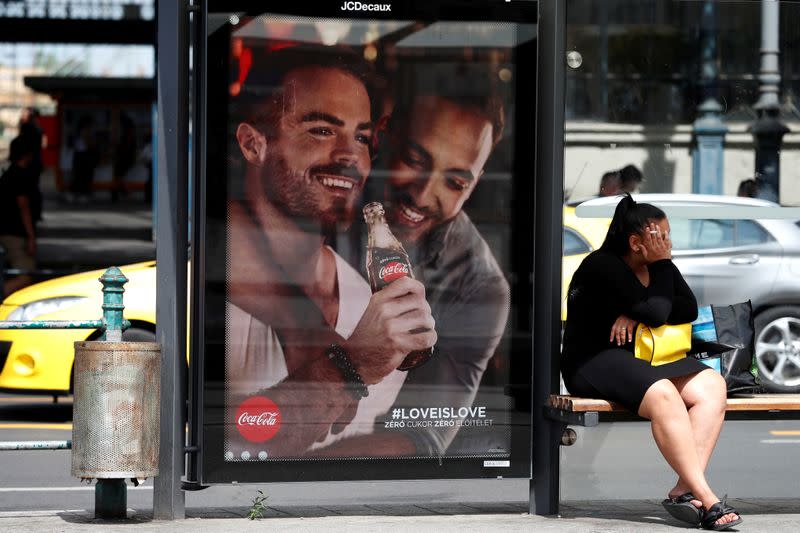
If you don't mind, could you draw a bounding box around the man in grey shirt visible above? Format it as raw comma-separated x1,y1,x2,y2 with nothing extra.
374,88,511,456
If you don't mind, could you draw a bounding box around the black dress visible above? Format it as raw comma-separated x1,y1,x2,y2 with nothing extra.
561,250,708,413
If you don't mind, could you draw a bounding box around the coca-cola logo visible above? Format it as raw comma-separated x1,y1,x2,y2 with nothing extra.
235,396,282,443
379,261,409,283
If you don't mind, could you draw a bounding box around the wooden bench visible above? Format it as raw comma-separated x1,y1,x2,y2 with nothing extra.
537,393,800,515
546,393,800,429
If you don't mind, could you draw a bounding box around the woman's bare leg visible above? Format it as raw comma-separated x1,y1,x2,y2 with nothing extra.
639,378,738,526
668,370,727,500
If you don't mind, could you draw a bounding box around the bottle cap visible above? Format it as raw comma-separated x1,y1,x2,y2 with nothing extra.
363,201,385,222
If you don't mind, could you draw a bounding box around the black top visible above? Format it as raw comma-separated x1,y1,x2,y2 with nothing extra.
0,163,34,237
18,124,43,222
561,249,698,372
18,123,43,176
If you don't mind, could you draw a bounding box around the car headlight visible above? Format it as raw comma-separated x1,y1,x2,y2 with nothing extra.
6,296,88,321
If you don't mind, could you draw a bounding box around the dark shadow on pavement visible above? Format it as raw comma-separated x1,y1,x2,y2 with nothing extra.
0,400,73,423
57,510,153,525
55,502,530,523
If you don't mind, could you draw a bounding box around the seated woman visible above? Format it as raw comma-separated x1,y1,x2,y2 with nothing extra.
561,195,742,531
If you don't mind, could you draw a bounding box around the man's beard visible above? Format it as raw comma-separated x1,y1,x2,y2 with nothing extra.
260,153,360,232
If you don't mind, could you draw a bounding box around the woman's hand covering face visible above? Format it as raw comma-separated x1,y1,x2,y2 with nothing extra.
639,221,672,263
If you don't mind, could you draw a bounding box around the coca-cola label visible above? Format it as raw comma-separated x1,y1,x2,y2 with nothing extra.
235,396,282,443
379,261,409,283
369,248,413,292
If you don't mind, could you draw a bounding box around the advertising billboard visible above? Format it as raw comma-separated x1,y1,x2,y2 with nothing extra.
198,0,537,483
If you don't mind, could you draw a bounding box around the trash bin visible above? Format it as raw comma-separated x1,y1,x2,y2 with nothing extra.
71,341,160,479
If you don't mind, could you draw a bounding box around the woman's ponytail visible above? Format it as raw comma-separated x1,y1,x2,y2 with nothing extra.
599,193,665,256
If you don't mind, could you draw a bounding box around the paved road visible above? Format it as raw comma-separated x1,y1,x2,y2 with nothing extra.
1,393,798,514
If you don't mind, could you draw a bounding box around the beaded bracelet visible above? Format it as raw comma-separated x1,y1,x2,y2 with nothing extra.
327,343,369,400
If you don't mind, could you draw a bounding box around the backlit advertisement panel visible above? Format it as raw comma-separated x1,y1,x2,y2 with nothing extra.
199,0,537,482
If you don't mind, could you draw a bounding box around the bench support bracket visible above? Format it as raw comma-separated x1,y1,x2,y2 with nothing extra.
544,407,599,427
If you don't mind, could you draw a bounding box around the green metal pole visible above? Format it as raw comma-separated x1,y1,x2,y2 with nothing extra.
96,479,127,520
95,267,129,519
0,440,72,451
99,266,129,342
0,319,103,329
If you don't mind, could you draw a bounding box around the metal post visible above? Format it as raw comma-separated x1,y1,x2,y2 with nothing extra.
691,1,727,195
99,267,128,342
186,0,207,486
531,0,566,516
94,267,130,520
597,2,609,119
750,0,788,202
154,0,189,521
0,440,72,450
96,479,127,519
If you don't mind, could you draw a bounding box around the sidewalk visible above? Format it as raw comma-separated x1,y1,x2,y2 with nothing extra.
1,499,798,532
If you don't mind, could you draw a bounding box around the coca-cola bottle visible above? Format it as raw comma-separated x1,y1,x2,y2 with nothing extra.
363,201,434,370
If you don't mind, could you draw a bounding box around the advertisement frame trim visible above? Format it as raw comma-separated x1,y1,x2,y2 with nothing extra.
196,0,539,485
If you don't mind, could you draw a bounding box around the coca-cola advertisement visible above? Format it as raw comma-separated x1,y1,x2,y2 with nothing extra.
199,1,537,483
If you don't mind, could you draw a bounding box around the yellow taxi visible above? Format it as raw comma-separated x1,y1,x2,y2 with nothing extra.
561,205,610,320
0,261,157,395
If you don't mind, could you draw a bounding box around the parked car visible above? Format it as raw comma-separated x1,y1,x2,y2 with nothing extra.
562,205,609,320
0,261,156,396
574,194,800,393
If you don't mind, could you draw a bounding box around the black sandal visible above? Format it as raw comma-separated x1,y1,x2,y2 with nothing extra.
700,499,743,531
661,492,701,525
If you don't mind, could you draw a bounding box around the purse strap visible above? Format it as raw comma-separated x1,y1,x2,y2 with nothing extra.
644,326,655,364
635,323,656,364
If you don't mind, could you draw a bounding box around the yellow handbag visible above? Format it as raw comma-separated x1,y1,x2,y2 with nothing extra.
634,323,692,366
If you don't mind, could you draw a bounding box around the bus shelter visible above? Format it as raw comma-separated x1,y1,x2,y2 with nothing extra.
154,0,800,520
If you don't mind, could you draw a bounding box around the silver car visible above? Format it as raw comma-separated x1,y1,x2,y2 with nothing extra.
575,194,800,393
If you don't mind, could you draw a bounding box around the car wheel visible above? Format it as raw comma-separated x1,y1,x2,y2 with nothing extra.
69,327,156,393
121,327,157,342
754,306,800,393
117,326,187,411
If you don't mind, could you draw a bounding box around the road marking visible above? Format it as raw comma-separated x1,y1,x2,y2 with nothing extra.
0,396,71,403
0,509,86,517
0,486,152,493
769,430,800,436
0,423,72,430
760,439,800,444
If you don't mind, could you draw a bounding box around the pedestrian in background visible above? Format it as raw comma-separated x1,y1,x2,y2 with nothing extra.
599,170,622,196
112,113,137,202
69,116,98,203
598,164,643,197
618,164,643,193
738,175,779,203
17,107,44,223
0,137,38,297
737,178,759,198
